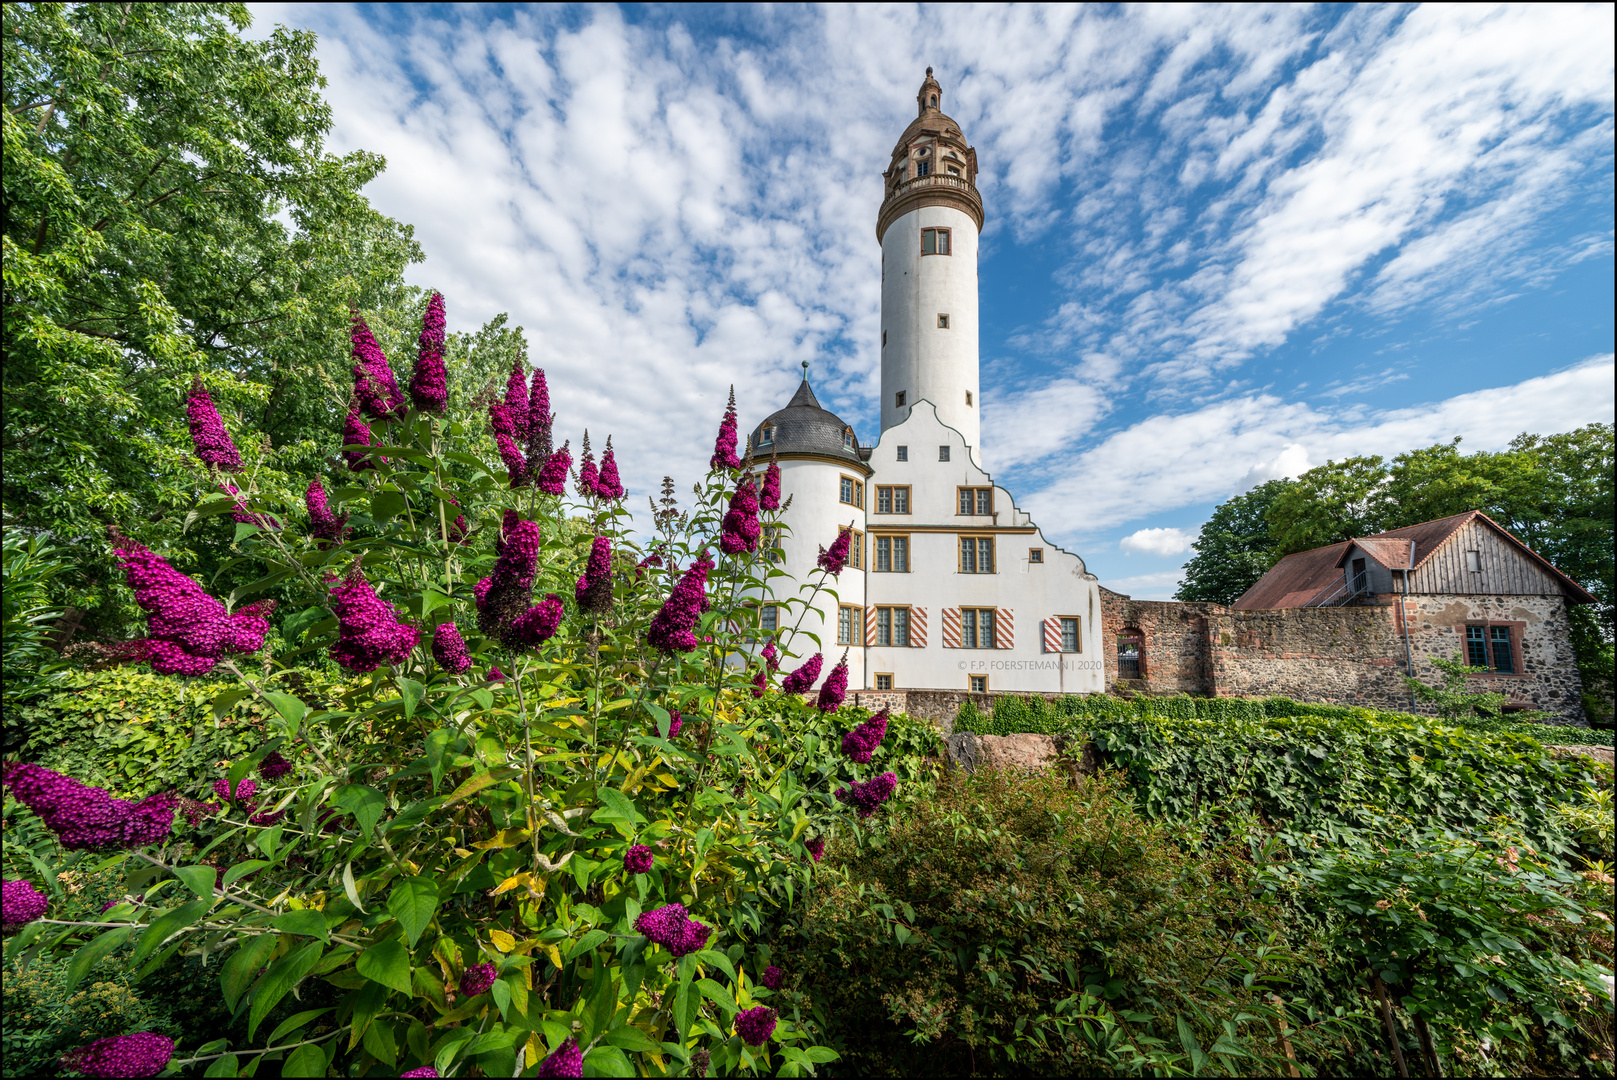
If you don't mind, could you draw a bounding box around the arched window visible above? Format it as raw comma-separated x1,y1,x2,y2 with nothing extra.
1117,629,1144,680
929,94,938,107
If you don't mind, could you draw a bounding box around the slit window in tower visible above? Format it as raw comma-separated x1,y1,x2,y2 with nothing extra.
922,228,951,255
965,391,973,405
937,314,950,328
895,391,906,408
882,330,887,346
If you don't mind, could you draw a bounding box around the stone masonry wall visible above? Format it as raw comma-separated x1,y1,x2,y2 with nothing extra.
1097,590,1220,696
1206,604,1410,710
1403,593,1585,722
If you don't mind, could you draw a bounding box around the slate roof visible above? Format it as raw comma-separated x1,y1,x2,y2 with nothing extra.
1232,510,1595,609
750,377,866,464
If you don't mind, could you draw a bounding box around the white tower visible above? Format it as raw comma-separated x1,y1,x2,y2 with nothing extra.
878,68,984,458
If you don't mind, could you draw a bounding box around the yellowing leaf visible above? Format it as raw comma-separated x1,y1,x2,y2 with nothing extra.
473,828,532,851
543,943,563,969
525,1033,544,1069
489,928,517,953
490,874,531,897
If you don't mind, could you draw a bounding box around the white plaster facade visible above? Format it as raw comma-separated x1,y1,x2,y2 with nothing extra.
751,70,1104,695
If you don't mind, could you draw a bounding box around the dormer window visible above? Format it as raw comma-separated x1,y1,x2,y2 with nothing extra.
843,428,856,449
759,424,774,445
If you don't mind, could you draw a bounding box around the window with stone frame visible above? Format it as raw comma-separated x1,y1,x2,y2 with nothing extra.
1465,623,1522,675
876,486,910,514
960,607,996,648
922,227,951,255
876,606,911,647
875,534,909,573
839,476,864,508
959,536,995,574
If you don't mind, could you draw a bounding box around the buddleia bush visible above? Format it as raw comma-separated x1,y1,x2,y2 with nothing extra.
0,294,891,1077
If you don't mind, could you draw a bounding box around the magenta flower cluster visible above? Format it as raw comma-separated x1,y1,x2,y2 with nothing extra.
735,1005,778,1046
816,653,849,712
635,902,711,957
759,458,781,511
2,763,174,851
214,777,256,803
60,1032,174,1078
459,962,498,998
806,837,825,863
305,480,351,545
351,316,406,420
780,653,822,696
575,536,613,613
836,772,898,819
657,708,683,738
3,878,49,928
343,408,379,472
409,292,448,413
259,751,293,781
498,433,528,486
503,361,531,438
646,554,713,653
509,593,564,650
841,708,889,763
762,964,784,991
752,669,767,698
400,1069,440,1078
596,440,625,500
577,433,599,496
328,568,419,673
476,516,541,641
762,640,780,671
115,539,269,676
186,377,240,471
432,622,472,673
536,440,571,495
719,476,761,555
817,527,852,576
537,1039,583,1078
623,844,654,875
711,387,743,470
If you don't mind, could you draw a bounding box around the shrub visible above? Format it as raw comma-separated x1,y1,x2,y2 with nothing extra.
785,768,1332,1077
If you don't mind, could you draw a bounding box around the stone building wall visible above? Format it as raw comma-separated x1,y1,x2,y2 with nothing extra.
1206,604,1410,711
1402,593,1585,721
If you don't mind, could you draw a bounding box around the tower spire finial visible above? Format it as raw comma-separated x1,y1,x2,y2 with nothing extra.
801,360,809,380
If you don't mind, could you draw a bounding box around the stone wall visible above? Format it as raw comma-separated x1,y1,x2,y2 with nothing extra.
1207,604,1409,710
1402,593,1585,721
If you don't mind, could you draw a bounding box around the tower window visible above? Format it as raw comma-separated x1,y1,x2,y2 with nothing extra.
838,527,864,569
965,390,972,405
922,227,951,256
839,476,864,508
948,166,960,176
938,446,950,462
843,428,856,448
837,604,860,646
895,391,906,408
916,160,930,177
930,94,938,107
896,446,908,461
937,314,950,329
882,330,887,347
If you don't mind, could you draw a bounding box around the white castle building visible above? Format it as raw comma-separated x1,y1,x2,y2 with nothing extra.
754,70,1104,696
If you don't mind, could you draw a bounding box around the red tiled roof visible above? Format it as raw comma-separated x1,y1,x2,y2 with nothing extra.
1336,537,1415,570
1232,542,1350,610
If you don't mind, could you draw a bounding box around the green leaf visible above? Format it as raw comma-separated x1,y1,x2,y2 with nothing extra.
212,688,251,719
131,898,211,965
602,1026,661,1053
362,1016,399,1066
582,1046,635,1077
597,785,640,825
223,860,270,891
490,977,512,1021
249,941,324,1039
272,909,331,943
386,877,440,948
371,490,408,522
222,932,280,1014
470,688,494,711
444,766,520,806
268,1007,334,1045
342,862,368,914
424,729,451,791
696,977,737,1016
565,928,611,962
63,926,132,993
334,784,385,837
397,678,424,719
694,948,736,983
175,864,217,900
356,937,413,996
203,1055,240,1077
262,692,306,736
282,1043,329,1078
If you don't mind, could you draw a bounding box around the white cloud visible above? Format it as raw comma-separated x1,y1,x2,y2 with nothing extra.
1022,354,1615,537
1100,569,1185,600
1120,527,1198,557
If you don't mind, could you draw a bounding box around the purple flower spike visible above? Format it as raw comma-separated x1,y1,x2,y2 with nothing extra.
537,1039,583,1079
806,837,825,863
762,964,783,990
841,708,890,764
510,594,565,650
623,844,654,875
401,1069,440,1078
780,653,822,696
528,367,550,437
488,666,507,683
213,777,257,804
432,622,472,674
760,455,781,511
575,536,613,613
351,316,406,420
3,764,177,851
328,568,420,673
711,386,742,471
306,479,351,545
409,292,449,413
3,878,49,929
498,434,528,488
536,441,571,495
735,1005,778,1046
503,361,531,441
115,536,267,676
597,439,625,500
818,526,852,576
342,408,380,472
836,772,898,819
656,708,683,738
762,640,779,672
577,432,599,499
489,400,517,437
720,476,761,555
459,962,497,998
816,652,849,712
259,750,293,780
635,902,710,957
752,669,766,698
186,376,241,471
477,517,542,643
646,554,713,653
60,1032,174,1077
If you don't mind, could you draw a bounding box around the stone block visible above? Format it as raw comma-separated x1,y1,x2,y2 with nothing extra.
979,733,1060,772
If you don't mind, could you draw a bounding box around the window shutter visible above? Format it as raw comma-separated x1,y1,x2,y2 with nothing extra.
910,608,927,648
1043,617,1061,653
941,607,961,649
995,609,1014,650
866,606,877,647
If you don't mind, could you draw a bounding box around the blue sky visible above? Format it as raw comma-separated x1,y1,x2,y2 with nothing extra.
249,2,1614,597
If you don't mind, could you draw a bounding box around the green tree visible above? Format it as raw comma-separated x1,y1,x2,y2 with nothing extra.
1174,478,1295,603
2,2,421,629
1265,455,1389,555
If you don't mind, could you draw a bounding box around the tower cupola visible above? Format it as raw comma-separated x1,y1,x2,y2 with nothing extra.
917,66,942,115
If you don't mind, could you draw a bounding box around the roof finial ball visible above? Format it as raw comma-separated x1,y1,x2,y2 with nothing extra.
801,360,810,379
919,66,942,116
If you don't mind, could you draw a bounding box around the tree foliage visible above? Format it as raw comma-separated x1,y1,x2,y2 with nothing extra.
1173,478,1294,604
2,1,421,623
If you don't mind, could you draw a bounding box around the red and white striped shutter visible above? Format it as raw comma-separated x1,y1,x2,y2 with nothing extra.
941,607,961,648
909,607,927,647
996,608,1015,650
865,606,877,647
1043,617,1061,653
